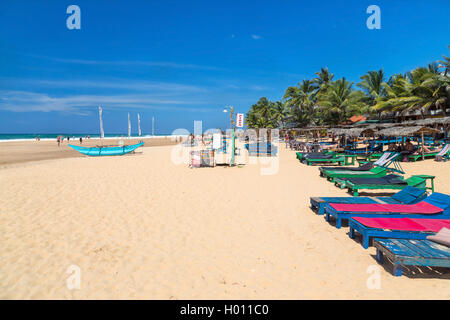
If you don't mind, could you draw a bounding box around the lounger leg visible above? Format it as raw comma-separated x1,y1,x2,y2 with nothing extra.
336,218,342,229
376,249,383,263
349,227,355,239
325,212,330,222
393,264,402,277
353,190,358,197
363,235,369,249
319,205,324,215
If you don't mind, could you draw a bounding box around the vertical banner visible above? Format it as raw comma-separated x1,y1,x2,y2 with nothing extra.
236,113,244,128
99,106,104,139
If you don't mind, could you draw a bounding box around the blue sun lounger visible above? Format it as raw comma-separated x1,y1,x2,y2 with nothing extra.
348,209,450,249
345,144,383,155
324,192,450,229
373,238,450,276
310,186,426,215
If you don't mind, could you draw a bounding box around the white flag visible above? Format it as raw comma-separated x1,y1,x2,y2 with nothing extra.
128,113,131,138
137,114,141,136
99,106,104,139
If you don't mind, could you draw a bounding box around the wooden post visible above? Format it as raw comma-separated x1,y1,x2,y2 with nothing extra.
421,131,425,161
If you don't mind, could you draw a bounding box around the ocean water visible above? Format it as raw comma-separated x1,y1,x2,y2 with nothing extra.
0,134,175,142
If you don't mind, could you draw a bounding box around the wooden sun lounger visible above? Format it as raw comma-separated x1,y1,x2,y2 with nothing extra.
407,152,440,162
296,151,334,161
321,166,387,182
304,154,356,166
348,217,450,249
310,186,427,215
374,238,450,276
334,174,434,196
324,192,448,229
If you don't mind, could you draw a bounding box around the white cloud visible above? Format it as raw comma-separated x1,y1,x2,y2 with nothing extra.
251,34,262,40
250,85,266,91
0,77,207,94
26,54,223,71
0,90,214,114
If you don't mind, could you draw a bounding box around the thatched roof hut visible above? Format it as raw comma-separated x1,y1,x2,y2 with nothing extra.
376,126,440,137
328,127,374,137
402,117,450,126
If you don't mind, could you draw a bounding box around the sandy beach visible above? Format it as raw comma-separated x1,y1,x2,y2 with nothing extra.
0,141,449,299
0,137,178,167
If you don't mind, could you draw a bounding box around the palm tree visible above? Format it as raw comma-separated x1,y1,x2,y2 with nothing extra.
271,101,290,128
245,97,279,128
374,65,449,118
318,78,366,124
440,47,449,75
282,79,317,126
313,67,334,94
372,73,410,117
357,69,388,103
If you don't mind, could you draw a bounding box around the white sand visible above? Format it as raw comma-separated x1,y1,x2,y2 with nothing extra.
0,143,449,299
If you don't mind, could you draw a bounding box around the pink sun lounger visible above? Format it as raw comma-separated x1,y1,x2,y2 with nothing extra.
353,217,450,232
349,217,450,249
329,201,442,214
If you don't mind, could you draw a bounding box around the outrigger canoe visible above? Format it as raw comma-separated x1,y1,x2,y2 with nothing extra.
68,142,144,156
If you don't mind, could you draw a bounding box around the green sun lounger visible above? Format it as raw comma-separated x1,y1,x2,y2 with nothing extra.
334,174,435,196
303,154,356,166
356,153,384,164
407,152,440,162
296,151,333,161
321,166,387,182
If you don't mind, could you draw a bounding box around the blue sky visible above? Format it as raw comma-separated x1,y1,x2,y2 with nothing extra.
0,0,449,134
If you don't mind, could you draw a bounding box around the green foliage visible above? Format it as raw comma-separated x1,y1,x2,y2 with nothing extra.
246,47,449,128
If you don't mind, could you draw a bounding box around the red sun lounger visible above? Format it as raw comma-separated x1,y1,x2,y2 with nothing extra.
329,201,443,214
348,217,450,248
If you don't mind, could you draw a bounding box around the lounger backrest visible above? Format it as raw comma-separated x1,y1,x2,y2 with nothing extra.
373,152,390,166
423,193,450,210
437,144,450,156
375,152,399,167
391,186,427,204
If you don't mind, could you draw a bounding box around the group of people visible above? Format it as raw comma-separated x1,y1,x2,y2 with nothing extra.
386,139,435,154
56,135,88,147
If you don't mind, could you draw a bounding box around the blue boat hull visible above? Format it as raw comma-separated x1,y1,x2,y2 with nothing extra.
68,142,144,156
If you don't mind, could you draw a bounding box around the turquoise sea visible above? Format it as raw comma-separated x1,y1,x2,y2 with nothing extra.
0,134,172,142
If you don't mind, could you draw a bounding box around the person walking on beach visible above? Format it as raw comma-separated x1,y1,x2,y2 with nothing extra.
57,136,61,147
79,137,83,144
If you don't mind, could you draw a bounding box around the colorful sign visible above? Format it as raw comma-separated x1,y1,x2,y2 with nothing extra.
236,113,244,128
